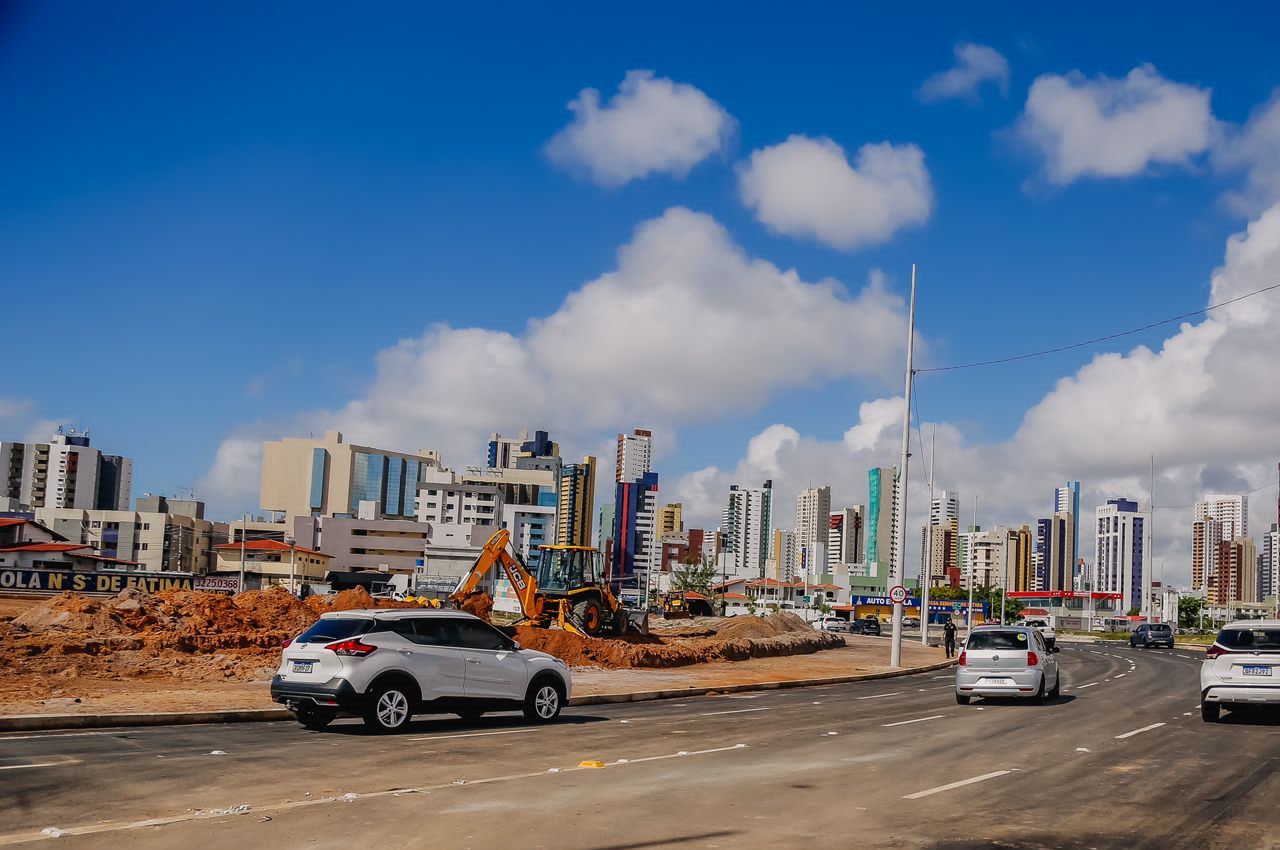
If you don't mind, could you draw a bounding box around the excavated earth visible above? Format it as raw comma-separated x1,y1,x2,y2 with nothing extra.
0,589,843,707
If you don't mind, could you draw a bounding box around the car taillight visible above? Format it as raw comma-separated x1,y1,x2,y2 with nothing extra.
326,638,377,657
282,638,292,648
1205,645,1227,660
1027,651,1039,666
957,650,967,666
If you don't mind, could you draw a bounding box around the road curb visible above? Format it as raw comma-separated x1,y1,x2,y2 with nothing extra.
0,659,954,732
0,708,293,733
567,658,956,707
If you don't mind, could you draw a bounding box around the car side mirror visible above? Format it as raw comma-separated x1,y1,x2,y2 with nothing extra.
510,640,521,651
1052,646,1061,653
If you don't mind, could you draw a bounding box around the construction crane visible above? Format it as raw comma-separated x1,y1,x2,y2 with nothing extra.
446,529,640,637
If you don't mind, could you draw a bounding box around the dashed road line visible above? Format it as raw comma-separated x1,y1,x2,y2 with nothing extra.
407,729,537,743
904,769,1018,800
882,715,946,728
856,692,903,700
0,757,81,771
1115,722,1166,740
1075,682,1100,689
698,707,771,717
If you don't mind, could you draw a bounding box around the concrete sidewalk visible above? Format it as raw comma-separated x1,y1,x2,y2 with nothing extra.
0,637,948,732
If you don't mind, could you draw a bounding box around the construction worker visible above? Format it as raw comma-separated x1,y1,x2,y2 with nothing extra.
943,618,958,658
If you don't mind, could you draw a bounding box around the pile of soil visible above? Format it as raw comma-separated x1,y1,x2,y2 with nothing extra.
0,587,412,701
512,609,844,669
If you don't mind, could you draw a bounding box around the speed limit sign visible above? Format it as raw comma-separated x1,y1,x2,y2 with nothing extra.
888,584,908,604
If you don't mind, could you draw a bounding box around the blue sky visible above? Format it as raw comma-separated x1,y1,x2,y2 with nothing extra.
4,3,1280,576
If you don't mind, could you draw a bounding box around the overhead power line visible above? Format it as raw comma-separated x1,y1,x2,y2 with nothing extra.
916,280,1280,374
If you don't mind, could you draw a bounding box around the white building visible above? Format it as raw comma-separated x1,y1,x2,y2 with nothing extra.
615,429,653,484
723,481,772,578
1,429,132,511
1262,524,1280,600
1193,494,1249,598
1197,494,1248,538
930,490,960,526
827,506,862,571
502,504,556,564
416,467,503,527
771,529,797,582
36,497,227,574
795,486,831,573
1094,498,1149,614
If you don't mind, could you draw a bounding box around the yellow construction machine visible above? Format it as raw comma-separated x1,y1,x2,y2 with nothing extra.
441,529,640,637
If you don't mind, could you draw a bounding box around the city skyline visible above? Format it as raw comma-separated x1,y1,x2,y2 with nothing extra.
5,8,1280,587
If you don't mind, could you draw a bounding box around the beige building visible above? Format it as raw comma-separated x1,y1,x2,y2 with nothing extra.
260,431,442,523
655,503,683,536
556,456,596,547
36,497,228,574
213,539,333,588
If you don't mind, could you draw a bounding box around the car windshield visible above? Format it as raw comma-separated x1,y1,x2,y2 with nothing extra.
1025,620,1046,627
1217,628,1280,650
966,631,1030,651
296,617,374,644
1149,624,1172,634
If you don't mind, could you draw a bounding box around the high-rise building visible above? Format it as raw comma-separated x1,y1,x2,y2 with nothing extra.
1034,514,1074,591
260,431,442,523
795,486,831,567
1193,495,1249,601
556,456,596,547
1262,524,1280,600
930,490,960,526
771,529,797,581
723,480,773,578
827,507,863,571
655,503,684,536
922,523,958,588
615,429,653,484
1215,537,1258,604
1,429,132,511
611,429,658,584
1010,525,1034,591
866,467,898,577
958,528,1015,590
1094,498,1148,613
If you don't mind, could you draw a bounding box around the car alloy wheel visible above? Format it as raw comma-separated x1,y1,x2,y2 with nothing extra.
367,686,411,732
535,685,559,718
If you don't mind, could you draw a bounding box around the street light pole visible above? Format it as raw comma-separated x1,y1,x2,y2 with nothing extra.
286,535,297,595
889,264,917,669
239,513,247,595
921,429,935,647
966,496,978,634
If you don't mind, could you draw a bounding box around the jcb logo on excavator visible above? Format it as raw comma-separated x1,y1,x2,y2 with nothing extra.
510,572,527,591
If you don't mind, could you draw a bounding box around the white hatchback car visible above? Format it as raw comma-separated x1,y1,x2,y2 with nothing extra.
270,609,572,732
955,625,1060,704
1200,620,1280,722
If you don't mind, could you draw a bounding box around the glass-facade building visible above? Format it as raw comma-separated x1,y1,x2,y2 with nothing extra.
346,451,422,518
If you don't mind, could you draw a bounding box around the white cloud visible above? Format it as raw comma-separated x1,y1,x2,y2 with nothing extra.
737,135,934,250
1015,64,1215,185
196,437,263,517
1214,89,1280,215
545,70,735,187
199,207,910,516
673,202,1280,587
918,42,1010,102
0,398,64,445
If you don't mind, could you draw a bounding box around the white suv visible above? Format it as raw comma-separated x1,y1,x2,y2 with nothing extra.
270,609,572,732
1200,620,1280,723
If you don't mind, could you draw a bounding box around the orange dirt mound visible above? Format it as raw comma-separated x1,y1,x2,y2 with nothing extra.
512,612,842,669
456,592,494,621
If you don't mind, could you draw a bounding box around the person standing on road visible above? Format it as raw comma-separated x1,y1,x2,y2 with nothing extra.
944,618,957,658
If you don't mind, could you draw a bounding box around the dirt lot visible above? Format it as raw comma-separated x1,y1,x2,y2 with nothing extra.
0,590,941,717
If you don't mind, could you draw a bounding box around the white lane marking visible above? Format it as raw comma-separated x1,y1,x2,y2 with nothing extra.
0,744,749,844
726,694,763,699
1114,674,1127,679
407,729,537,743
1075,683,1099,689
882,715,945,728
0,731,111,743
903,769,1017,800
698,707,770,717
856,692,903,700
1182,712,1194,717
0,757,81,771
1115,722,1166,740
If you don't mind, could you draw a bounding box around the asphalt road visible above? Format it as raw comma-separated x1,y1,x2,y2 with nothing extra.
1,644,1276,850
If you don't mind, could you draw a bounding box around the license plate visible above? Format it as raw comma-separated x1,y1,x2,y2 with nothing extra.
1242,665,1272,677
982,678,1014,686
291,661,314,674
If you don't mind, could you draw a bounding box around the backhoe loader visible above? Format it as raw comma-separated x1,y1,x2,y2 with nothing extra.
444,529,642,637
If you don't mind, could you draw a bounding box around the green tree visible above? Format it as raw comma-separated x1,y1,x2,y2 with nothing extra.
670,557,718,597
1178,596,1204,628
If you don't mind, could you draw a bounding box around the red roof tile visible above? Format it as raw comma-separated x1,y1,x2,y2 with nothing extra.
0,542,89,553
0,518,29,528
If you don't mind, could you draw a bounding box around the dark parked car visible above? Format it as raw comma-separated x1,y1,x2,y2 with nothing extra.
1130,622,1175,648
850,617,881,636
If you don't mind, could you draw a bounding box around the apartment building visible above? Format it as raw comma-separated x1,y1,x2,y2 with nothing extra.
1,429,132,511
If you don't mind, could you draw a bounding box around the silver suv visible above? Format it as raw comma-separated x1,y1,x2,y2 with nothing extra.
1200,620,1280,723
270,609,572,732
955,625,1060,704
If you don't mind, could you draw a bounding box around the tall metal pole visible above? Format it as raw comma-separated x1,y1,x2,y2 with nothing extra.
921,429,935,646
967,496,977,633
1148,454,1156,621
239,513,247,595
890,264,917,669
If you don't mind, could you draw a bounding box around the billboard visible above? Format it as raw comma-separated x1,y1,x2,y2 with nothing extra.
0,568,193,594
